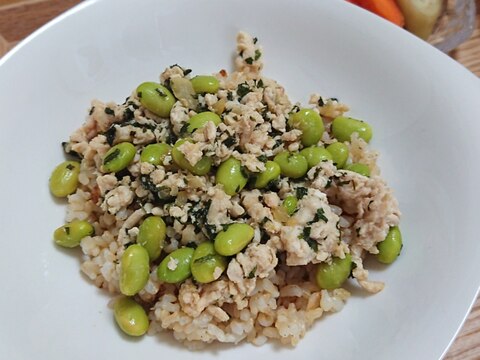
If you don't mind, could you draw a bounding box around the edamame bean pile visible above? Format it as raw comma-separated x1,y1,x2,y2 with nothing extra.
51,32,402,348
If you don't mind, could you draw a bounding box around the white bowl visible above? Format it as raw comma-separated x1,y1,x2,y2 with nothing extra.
1,0,479,359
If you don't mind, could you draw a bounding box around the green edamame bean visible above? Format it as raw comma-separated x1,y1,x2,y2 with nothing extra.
191,242,228,283
157,247,195,284
49,161,80,197
136,82,175,118
282,196,298,216
345,163,370,177
172,139,212,175
103,142,136,173
187,111,221,133
53,220,94,248
113,297,149,337
300,146,333,168
119,245,150,296
315,254,352,290
254,161,281,189
191,75,220,94
140,143,171,165
216,157,248,196
137,216,166,261
326,142,349,169
288,108,324,146
273,151,308,179
331,116,373,143
377,226,403,264
214,223,255,256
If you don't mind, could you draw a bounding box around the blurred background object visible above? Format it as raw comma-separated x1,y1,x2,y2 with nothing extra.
349,0,477,52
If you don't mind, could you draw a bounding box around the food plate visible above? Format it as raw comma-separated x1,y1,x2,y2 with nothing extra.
1,0,479,359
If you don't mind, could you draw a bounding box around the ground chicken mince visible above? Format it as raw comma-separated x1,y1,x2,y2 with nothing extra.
54,32,401,348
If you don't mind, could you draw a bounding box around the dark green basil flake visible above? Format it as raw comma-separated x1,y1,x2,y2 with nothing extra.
299,226,318,252
257,154,268,163
194,254,216,264
139,175,175,204
296,187,308,200
260,217,269,226
190,200,212,226
196,101,209,113
226,91,234,101
257,79,264,88
123,108,135,122
89,106,95,115
314,208,328,222
330,97,338,102
223,136,237,147
62,142,82,161
155,88,167,97
308,208,327,225
253,37,258,44
272,138,283,149
66,164,75,171
247,266,257,279
127,100,139,109
103,148,120,165
104,107,115,115
123,120,157,132
317,97,325,107
265,179,280,192
325,178,333,189
290,105,300,114
254,49,261,61
180,122,190,135
204,224,218,240
186,242,198,249
245,57,254,65
64,226,70,235
168,63,191,75
166,131,178,145
236,82,251,100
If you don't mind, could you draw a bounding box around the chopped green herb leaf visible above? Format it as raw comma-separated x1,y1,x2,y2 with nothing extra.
313,208,328,222
194,254,216,264
296,187,308,199
223,136,237,147
299,226,318,252
236,82,251,100
103,148,120,165
257,154,268,163
104,107,115,115
155,88,167,97
247,266,257,279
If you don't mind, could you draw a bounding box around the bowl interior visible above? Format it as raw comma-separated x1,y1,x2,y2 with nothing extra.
1,0,480,359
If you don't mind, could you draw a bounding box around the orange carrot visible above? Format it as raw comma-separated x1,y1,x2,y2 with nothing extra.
353,0,405,27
